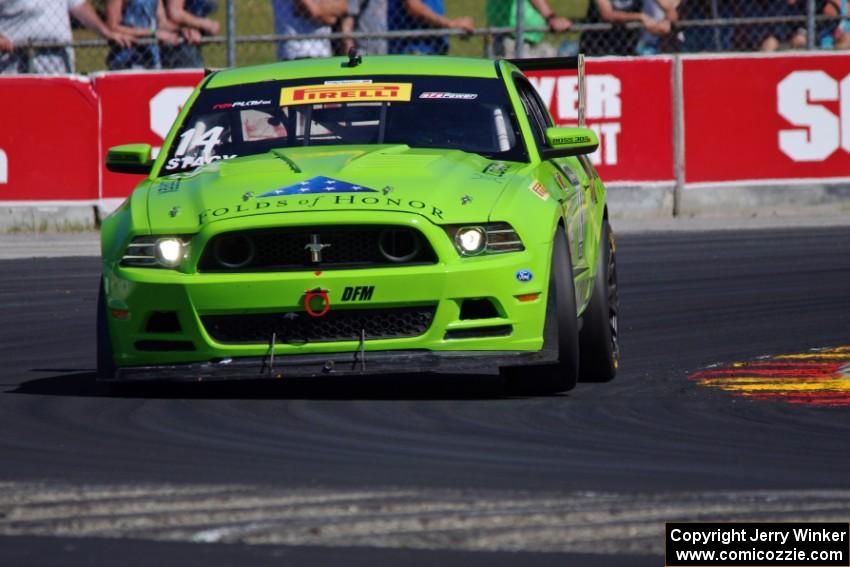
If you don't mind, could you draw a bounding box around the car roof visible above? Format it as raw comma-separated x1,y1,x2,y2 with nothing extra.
205,55,501,89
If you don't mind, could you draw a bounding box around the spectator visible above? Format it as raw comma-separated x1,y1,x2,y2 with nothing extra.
678,0,734,52
0,0,133,74
832,0,850,48
272,0,347,60
486,0,572,58
637,0,681,54
740,0,837,52
782,0,848,50
579,0,678,56
105,0,182,69
388,0,474,55
340,0,388,55
162,0,220,68
743,0,790,51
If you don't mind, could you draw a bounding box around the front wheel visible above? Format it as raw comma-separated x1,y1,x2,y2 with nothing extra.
579,221,620,382
502,226,579,395
96,279,116,381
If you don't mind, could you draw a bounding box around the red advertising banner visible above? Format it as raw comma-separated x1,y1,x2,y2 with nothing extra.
0,76,99,201
526,57,675,184
94,70,203,199
683,53,850,184
3,55,849,206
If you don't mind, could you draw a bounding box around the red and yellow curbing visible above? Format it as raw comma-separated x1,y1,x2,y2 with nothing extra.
690,346,850,406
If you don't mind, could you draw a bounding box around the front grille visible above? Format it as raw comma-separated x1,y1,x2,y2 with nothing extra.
201,306,437,344
198,225,437,272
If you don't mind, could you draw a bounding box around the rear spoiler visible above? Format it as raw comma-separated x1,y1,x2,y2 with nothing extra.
506,55,587,127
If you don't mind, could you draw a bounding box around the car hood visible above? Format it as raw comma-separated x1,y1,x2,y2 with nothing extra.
146,145,524,232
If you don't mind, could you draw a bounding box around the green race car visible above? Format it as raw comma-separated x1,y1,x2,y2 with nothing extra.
99,53,619,393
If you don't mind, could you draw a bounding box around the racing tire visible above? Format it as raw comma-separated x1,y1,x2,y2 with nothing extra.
578,221,620,382
96,279,116,381
502,226,580,395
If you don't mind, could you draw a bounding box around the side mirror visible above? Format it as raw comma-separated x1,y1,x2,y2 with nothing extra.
541,127,599,159
106,144,153,174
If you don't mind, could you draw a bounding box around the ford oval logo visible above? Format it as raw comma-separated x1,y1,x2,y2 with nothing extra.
516,270,533,282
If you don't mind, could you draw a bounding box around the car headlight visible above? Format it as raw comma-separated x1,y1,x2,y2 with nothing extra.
455,227,486,255
121,236,191,268
155,238,185,267
445,222,524,256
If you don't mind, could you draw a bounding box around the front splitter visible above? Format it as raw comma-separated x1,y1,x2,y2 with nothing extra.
108,348,556,382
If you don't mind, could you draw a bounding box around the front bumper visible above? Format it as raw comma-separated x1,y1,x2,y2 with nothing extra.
109,349,556,382
104,211,553,372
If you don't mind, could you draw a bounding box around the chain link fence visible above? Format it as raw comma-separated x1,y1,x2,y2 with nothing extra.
0,1,848,75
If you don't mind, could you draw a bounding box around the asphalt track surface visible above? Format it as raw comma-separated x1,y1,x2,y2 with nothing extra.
2,227,850,566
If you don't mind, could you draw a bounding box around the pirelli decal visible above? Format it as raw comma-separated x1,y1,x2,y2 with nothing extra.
280,83,413,105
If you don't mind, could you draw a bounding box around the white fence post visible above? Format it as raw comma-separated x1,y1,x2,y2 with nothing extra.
807,0,816,50
227,0,236,67
515,0,525,58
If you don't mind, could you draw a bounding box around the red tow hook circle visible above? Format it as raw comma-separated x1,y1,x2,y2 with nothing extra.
304,288,330,318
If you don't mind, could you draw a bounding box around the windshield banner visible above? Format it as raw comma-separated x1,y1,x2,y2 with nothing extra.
280,83,413,105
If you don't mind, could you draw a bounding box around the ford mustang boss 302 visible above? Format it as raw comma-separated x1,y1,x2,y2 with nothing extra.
99,54,619,393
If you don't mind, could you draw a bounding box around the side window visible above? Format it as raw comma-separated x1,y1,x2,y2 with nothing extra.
525,82,554,129
513,77,548,149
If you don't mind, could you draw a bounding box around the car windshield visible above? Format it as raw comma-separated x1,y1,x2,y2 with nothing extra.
160,75,525,175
